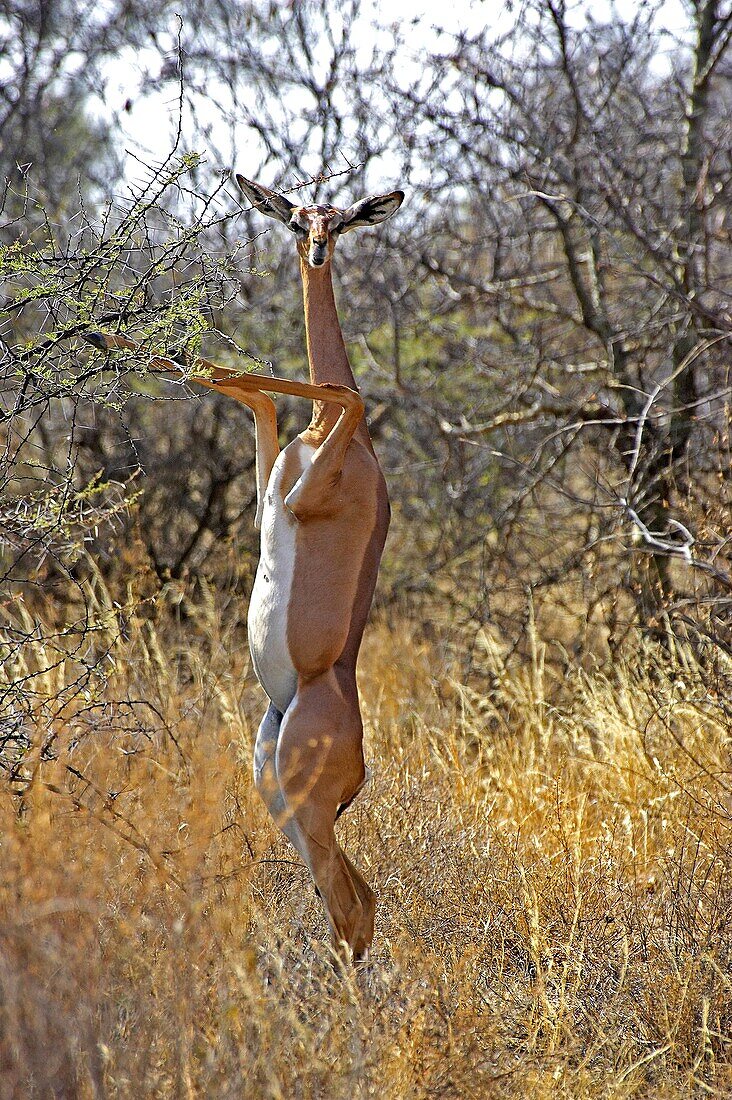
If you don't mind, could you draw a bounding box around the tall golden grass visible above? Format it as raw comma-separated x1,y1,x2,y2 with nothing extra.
1,581,731,1098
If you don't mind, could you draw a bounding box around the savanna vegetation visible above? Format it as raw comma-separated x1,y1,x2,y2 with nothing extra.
1,1,731,1096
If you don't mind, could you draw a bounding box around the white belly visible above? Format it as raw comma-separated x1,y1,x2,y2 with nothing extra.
247,443,311,713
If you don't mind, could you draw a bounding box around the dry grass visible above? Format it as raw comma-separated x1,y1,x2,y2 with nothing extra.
1,589,731,1099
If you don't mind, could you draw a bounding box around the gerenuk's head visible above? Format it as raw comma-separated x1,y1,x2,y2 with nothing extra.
235,175,404,269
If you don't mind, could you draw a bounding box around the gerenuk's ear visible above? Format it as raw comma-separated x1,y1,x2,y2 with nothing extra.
234,174,295,224
339,191,404,234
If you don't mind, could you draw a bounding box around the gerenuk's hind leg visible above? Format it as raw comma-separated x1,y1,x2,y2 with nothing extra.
253,702,303,851
340,849,376,953
275,672,376,961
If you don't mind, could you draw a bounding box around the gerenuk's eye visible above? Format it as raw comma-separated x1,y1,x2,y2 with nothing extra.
289,220,307,238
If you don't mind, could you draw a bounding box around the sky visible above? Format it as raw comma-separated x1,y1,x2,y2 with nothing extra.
104,0,689,186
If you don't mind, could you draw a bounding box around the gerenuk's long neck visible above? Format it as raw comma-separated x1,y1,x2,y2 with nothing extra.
300,257,373,450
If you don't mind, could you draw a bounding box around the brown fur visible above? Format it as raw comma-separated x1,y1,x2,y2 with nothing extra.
84,178,402,960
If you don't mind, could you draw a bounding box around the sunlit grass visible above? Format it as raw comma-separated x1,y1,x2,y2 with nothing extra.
1,592,731,1098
